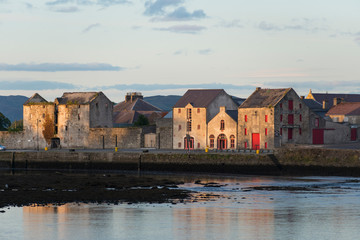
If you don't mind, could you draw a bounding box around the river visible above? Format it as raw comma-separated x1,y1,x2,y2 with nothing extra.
1,174,360,240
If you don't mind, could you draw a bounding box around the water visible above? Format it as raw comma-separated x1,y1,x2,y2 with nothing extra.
1,174,360,240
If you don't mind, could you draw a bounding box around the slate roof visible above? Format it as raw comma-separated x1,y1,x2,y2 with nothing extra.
55,92,100,105
113,98,163,125
326,102,360,116
173,89,225,108
309,93,360,109
239,88,291,108
23,93,48,105
226,110,238,121
303,99,323,110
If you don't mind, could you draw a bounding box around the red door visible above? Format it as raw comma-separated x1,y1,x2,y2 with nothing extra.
252,133,260,150
351,128,357,141
313,129,324,144
288,128,293,140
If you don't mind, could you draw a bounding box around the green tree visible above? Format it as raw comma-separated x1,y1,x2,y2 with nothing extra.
8,119,23,132
134,115,149,126
0,112,11,131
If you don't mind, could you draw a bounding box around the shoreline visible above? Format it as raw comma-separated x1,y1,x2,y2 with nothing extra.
1,147,360,176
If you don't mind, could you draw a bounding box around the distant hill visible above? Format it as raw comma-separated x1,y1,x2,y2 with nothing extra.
144,95,181,111
0,95,28,122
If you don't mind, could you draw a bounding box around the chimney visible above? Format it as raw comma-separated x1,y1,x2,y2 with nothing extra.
125,92,143,103
220,106,226,112
256,87,261,91
300,96,304,100
322,100,328,109
333,97,341,106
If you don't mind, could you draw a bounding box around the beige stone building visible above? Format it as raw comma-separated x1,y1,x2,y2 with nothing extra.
23,93,56,150
238,88,315,149
55,92,113,148
207,106,238,150
172,89,238,150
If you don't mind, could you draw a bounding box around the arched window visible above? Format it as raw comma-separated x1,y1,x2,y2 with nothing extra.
209,135,215,148
230,135,235,148
220,120,225,130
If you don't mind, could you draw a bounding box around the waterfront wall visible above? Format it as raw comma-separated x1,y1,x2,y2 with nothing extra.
1,148,360,176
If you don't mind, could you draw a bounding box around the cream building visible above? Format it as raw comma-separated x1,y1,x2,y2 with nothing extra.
172,89,238,150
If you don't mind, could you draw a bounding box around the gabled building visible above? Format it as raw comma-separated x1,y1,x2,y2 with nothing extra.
55,92,113,148
23,93,55,150
172,89,238,150
238,88,315,149
207,106,238,150
306,90,360,109
113,92,164,127
325,102,360,141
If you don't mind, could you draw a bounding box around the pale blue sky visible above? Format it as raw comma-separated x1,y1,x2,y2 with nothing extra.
1,0,360,102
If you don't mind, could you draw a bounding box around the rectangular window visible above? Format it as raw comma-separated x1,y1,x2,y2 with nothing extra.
197,124,200,130
220,120,225,130
244,142,247,149
210,139,214,148
299,114,302,122
265,128,268,136
280,128,282,136
197,143,200,148
280,103,283,109
315,118,319,127
197,108,200,113
178,109,181,114
265,115,268,122
280,114,283,122
187,108,192,120
265,142,268,149
288,114,294,125
245,115,248,122
244,128,247,135
178,125,181,131
299,128,302,135
231,139,235,148
289,100,293,110
178,142,181,148
299,103,302,109
187,121,192,132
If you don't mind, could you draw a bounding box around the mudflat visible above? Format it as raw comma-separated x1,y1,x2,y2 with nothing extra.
0,171,191,209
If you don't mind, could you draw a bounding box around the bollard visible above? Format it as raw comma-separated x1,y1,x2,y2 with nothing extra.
45,147,48,151
205,147,208,153
115,147,118,152
256,149,259,154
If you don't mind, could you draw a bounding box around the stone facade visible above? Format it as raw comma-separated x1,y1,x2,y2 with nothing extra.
172,89,238,150
238,88,315,149
156,118,172,149
207,106,237,150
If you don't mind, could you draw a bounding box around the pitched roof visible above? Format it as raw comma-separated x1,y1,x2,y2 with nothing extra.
308,92,360,109
23,93,48,105
326,102,360,116
239,88,291,108
226,110,238,121
113,98,162,112
55,92,100,105
173,89,225,108
303,99,323,110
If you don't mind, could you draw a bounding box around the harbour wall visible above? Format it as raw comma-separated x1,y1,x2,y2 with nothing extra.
1,148,360,176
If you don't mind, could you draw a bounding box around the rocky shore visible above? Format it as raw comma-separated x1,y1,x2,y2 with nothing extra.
0,171,192,209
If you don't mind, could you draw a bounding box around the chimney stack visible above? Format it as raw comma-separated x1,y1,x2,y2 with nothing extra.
125,92,143,103
323,100,328,109
300,96,304,100
256,87,261,91
333,97,341,106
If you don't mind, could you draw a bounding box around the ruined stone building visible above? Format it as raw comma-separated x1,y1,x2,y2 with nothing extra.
172,89,238,150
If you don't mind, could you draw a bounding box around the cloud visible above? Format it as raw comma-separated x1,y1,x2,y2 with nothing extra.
258,18,327,33
198,48,212,55
144,0,183,16
46,0,129,8
0,63,124,72
0,81,77,90
82,23,101,33
152,6,206,21
25,2,33,8
51,6,80,12
219,19,243,28
173,50,184,55
154,25,206,34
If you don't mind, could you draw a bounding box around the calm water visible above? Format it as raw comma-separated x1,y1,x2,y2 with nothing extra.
1,174,360,240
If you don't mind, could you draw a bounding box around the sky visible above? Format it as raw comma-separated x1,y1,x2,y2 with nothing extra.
1,0,360,102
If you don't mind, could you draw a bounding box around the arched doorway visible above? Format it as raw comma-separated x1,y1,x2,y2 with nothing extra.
184,136,194,150
217,134,227,150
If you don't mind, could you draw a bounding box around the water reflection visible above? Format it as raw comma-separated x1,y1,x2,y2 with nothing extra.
1,175,359,240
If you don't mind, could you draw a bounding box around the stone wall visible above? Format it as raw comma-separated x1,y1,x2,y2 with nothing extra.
324,121,351,144
156,118,172,149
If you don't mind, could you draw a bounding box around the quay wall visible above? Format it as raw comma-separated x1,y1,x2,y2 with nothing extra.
1,148,360,176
